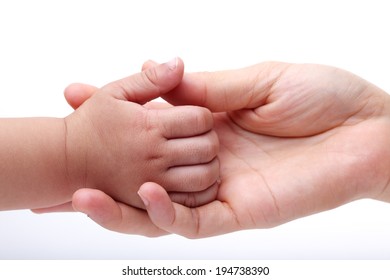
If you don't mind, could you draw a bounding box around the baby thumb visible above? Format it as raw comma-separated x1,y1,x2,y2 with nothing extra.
102,57,184,104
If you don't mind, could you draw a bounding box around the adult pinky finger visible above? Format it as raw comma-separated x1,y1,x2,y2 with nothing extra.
138,182,241,239
72,188,168,237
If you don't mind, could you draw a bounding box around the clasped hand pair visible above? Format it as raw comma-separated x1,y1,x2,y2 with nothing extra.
35,58,390,238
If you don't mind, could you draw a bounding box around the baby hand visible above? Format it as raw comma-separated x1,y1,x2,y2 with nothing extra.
64,58,220,209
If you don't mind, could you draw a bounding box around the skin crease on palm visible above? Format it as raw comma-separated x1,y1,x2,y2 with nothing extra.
36,60,390,238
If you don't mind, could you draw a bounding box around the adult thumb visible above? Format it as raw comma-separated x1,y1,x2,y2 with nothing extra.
138,182,241,238
161,61,289,112
102,57,184,104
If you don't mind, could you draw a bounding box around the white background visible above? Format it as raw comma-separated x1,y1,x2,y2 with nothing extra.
1,0,390,259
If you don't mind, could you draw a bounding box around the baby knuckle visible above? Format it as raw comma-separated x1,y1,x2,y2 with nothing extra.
145,151,164,165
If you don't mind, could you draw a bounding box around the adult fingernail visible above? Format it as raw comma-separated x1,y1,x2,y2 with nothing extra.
166,57,178,71
138,190,150,207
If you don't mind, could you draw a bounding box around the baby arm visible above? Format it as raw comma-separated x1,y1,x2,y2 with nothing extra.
0,118,70,210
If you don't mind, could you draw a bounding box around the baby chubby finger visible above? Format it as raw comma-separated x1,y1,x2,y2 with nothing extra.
152,105,214,139
168,181,219,207
161,157,220,192
165,130,219,166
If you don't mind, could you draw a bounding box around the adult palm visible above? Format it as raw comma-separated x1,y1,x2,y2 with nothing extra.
139,62,390,237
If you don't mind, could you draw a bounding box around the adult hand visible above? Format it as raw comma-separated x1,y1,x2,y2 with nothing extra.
39,61,390,238
138,61,390,237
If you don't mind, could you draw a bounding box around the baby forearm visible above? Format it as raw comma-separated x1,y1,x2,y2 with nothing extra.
0,118,71,210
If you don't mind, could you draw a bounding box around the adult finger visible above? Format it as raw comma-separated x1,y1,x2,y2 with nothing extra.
72,188,168,237
138,182,241,238
32,180,219,214
167,62,291,112
31,202,74,213
102,57,184,103
144,61,290,112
